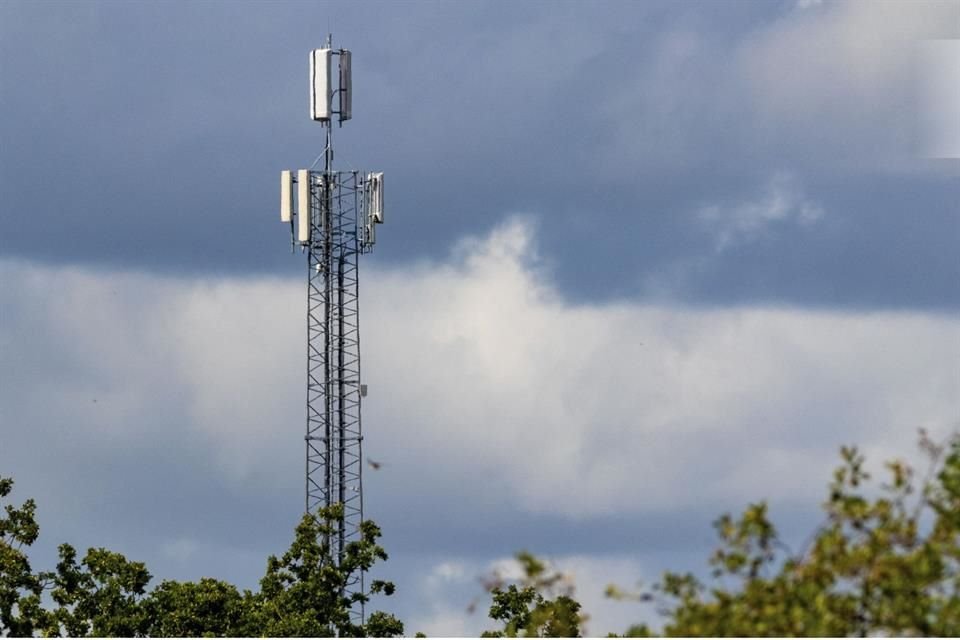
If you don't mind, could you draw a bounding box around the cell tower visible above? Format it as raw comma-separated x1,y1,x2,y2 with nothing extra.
277,36,385,624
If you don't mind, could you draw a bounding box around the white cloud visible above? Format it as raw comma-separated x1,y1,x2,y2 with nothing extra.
1,218,957,525
697,172,825,251
161,537,200,564
734,0,958,166
362,220,958,518
0,261,303,483
403,558,478,637
599,0,958,173
2,219,957,635
917,38,960,159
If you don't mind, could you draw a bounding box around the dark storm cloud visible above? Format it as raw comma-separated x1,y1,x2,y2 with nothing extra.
1,1,956,308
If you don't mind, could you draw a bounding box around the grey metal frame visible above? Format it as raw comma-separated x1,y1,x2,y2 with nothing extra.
305,168,367,625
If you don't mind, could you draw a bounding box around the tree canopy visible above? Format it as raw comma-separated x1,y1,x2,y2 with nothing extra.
481,552,584,638
480,431,960,637
2,430,958,636
0,487,403,638
607,430,960,636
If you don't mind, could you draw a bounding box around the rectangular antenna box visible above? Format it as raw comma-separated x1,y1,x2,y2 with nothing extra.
310,49,332,121
297,169,311,243
339,50,352,121
368,172,384,223
280,170,293,222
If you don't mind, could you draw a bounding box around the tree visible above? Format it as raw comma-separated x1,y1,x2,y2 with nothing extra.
0,475,402,637
247,505,403,637
139,578,252,637
0,477,50,636
607,430,960,636
481,552,584,637
44,543,152,637
6,430,958,636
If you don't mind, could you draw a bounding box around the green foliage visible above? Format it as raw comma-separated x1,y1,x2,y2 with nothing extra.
46,543,152,636
140,578,251,637
606,431,960,636
248,505,403,637
0,477,401,637
0,477,51,636
363,609,406,637
482,551,584,637
5,430,958,637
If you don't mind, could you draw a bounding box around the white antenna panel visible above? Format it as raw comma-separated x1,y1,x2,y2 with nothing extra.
339,50,352,122
297,169,311,243
280,170,293,222
368,172,384,223
310,49,332,121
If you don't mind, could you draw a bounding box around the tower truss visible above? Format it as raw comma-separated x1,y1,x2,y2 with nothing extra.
278,37,384,628
305,170,364,581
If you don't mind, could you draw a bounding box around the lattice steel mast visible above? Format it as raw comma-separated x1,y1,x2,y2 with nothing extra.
277,35,385,624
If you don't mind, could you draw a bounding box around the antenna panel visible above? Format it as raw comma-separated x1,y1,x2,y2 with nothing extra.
310,49,332,121
368,172,384,223
280,170,293,222
297,169,311,243
339,50,352,122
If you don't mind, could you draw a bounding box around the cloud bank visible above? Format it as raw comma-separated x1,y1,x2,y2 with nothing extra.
2,216,957,632
3,218,957,519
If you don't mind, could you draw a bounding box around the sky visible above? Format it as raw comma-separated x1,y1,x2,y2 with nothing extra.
1,0,959,635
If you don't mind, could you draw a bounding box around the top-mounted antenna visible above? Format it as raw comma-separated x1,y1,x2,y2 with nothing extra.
286,37,383,252
309,35,352,125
